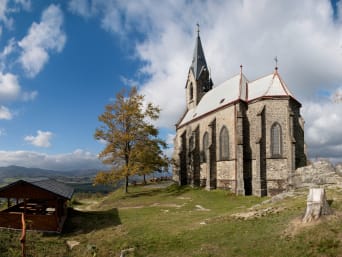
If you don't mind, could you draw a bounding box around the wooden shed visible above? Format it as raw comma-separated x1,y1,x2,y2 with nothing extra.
0,179,74,233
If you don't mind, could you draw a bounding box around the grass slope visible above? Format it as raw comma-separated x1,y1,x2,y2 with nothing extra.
1,183,342,257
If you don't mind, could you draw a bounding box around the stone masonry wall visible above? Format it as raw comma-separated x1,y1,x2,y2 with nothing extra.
174,104,237,190
174,96,306,196
247,98,293,195
289,99,307,168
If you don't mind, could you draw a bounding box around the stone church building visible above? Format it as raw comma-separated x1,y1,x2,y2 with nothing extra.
172,31,306,196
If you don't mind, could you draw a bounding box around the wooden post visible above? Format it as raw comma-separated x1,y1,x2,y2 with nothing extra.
20,212,26,257
302,188,332,223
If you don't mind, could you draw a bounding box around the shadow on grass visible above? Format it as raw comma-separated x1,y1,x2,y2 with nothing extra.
164,184,194,195
121,183,193,199
63,207,121,234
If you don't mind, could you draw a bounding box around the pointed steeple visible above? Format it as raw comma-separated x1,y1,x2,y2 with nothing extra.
190,24,209,80
185,25,213,110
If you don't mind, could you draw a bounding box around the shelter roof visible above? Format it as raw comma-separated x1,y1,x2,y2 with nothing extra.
0,179,74,200
32,180,74,200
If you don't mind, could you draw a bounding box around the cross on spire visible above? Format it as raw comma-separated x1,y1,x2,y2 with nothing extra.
274,56,278,70
196,23,200,36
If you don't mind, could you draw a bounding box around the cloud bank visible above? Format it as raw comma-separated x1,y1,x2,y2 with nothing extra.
69,0,342,162
0,149,104,171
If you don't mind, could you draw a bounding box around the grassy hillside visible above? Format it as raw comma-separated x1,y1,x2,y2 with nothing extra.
1,183,342,256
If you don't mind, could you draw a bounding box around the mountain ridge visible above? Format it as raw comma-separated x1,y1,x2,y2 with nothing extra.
0,165,99,181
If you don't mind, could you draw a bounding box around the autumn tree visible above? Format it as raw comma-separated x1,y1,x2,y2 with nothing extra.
94,86,168,193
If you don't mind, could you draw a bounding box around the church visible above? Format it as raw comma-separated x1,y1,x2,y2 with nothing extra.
172,29,306,196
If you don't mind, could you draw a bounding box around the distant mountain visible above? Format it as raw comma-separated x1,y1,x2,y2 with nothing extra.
0,165,99,182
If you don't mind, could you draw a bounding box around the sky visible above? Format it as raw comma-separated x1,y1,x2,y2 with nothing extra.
0,0,342,171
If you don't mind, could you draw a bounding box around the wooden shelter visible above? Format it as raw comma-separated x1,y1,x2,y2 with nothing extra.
0,179,74,233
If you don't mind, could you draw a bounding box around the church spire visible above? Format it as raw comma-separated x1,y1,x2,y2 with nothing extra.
186,25,213,110
190,24,209,80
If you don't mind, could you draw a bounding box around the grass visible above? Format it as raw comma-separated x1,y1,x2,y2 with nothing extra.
1,183,342,256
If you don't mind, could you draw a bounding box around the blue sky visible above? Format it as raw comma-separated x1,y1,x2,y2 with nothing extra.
0,0,342,170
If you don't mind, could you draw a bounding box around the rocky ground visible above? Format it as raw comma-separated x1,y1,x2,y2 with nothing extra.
291,160,342,189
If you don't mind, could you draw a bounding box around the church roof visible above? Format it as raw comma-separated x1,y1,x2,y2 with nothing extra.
190,33,209,80
248,69,294,101
178,68,299,127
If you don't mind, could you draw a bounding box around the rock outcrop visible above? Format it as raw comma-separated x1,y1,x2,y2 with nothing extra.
291,160,342,188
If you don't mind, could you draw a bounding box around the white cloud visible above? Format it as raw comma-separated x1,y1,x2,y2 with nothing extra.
0,127,5,136
120,76,140,88
332,87,342,103
18,4,66,77
302,93,342,162
24,130,53,148
21,90,37,101
0,0,31,29
0,38,16,60
68,0,92,18
70,0,342,162
0,0,13,29
163,133,175,158
0,105,12,119
166,133,175,146
0,72,20,101
0,149,105,171
14,0,31,11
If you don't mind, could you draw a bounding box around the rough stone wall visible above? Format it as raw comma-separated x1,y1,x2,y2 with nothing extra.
246,101,265,159
173,104,238,191
173,96,306,196
247,98,293,195
185,72,196,110
241,102,252,195
208,118,217,189
185,69,211,110
200,163,208,187
216,160,236,190
266,158,288,195
289,99,307,168
266,159,289,179
215,105,236,159
217,161,235,180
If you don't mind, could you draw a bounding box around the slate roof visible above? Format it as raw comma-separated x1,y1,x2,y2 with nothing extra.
179,69,299,127
190,34,209,80
0,179,74,200
32,180,74,200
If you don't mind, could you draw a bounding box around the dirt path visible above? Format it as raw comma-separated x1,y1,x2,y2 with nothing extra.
73,199,101,211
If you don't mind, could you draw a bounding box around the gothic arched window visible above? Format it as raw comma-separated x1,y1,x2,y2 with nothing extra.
219,126,229,160
202,132,209,162
271,122,282,157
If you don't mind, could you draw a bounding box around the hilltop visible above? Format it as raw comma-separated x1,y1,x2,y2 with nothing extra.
1,182,342,256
